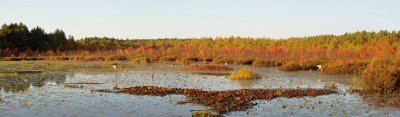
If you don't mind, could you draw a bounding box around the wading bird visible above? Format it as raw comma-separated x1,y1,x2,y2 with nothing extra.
113,63,117,69
113,63,118,89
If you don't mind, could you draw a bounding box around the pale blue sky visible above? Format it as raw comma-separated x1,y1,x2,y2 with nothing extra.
1,0,399,39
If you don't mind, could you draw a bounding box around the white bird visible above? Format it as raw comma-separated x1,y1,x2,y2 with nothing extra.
317,65,322,70
112,63,117,69
112,63,118,89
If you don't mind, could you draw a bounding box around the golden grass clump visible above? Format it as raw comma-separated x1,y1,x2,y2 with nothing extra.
212,57,231,64
191,111,221,117
252,59,283,67
279,61,301,71
360,56,400,94
279,60,323,71
130,57,150,64
321,60,368,75
229,68,260,79
182,64,232,71
175,57,193,64
232,58,254,65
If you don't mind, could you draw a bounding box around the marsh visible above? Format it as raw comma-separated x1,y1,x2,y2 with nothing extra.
0,61,399,116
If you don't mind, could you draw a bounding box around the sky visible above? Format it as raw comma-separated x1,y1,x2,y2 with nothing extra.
1,0,400,39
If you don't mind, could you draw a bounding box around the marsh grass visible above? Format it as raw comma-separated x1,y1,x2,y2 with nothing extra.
229,68,260,79
321,60,368,75
279,60,322,71
0,72,19,77
175,57,193,64
360,56,400,94
191,111,221,117
233,58,254,65
0,61,135,72
212,57,232,64
182,64,232,71
279,62,301,71
388,97,400,107
252,59,284,67
130,57,150,64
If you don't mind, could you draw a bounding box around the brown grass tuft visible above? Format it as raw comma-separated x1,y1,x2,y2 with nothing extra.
388,97,400,107
279,61,302,71
252,59,283,67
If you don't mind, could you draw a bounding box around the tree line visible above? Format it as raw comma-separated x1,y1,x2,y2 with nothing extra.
1,22,399,61
0,23,77,55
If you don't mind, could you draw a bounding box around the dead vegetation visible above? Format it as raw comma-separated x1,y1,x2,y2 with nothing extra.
194,72,230,76
388,97,400,107
118,86,337,113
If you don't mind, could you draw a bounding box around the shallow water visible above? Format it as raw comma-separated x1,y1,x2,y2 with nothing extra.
0,62,399,116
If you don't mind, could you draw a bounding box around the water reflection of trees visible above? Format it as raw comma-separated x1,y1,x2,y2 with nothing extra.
0,72,67,93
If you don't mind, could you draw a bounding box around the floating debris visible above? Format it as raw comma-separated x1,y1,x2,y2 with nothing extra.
182,65,232,71
64,82,105,85
115,86,337,113
64,84,84,89
193,72,230,76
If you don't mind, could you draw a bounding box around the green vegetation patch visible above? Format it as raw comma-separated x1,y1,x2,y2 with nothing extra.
230,68,260,79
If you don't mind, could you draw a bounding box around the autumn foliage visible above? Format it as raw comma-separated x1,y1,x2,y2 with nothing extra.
321,60,369,75
2,24,400,69
360,56,400,94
